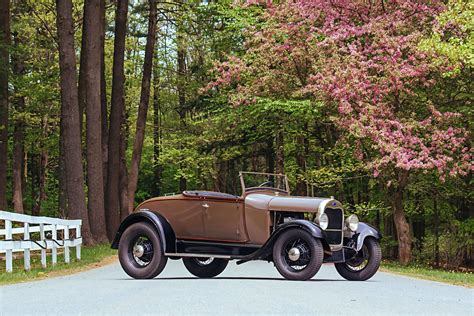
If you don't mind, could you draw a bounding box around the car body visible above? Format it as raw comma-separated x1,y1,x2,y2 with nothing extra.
112,172,382,281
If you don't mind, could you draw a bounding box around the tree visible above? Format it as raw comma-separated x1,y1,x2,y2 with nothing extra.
100,0,108,188
10,1,27,214
210,0,472,264
152,55,162,197
83,0,108,243
56,0,94,245
176,1,187,192
128,0,158,213
0,0,10,210
11,29,25,213
106,0,129,240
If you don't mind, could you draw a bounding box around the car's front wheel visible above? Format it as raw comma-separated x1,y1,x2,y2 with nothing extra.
182,257,228,278
118,222,168,279
334,237,381,281
273,229,324,281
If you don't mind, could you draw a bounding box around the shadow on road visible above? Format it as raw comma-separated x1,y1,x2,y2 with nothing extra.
119,276,350,282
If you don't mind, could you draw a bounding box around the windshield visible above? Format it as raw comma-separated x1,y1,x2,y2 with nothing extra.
239,172,289,193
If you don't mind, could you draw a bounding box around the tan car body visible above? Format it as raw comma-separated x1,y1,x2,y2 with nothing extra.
135,189,343,247
113,172,382,281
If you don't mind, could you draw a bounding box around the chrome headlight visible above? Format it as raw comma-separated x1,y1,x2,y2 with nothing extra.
346,214,359,232
318,213,329,230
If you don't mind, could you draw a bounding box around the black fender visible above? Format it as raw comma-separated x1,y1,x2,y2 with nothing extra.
237,219,330,264
354,222,381,251
110,210,176,253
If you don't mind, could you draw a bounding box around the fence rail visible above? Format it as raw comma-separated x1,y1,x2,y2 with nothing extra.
0,211,82,272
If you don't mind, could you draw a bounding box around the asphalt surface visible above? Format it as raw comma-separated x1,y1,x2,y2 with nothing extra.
1,259,472,315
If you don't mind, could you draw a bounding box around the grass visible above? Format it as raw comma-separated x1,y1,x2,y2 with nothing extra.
0,244,117,285
381,260,474,288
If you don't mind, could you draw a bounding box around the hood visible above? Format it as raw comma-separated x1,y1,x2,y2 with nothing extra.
245,193,343,214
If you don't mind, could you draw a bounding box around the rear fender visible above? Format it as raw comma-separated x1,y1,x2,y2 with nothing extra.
110,210,176,253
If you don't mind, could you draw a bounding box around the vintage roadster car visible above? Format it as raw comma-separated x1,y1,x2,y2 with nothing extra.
112,172,381,281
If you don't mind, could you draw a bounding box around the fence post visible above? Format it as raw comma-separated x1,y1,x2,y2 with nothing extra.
64,225,70,263
76,225,81,260
5,219,12,273
39,223,47,268
52,224,57,265
24,222,31,271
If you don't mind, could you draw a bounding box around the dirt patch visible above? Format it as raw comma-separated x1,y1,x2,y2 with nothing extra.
45,255,119,278
2,255,118,285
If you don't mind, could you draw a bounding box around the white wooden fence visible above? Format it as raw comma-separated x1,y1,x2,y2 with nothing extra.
0,211,82,272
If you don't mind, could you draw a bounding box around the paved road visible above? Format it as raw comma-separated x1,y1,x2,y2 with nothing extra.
1,259,472,315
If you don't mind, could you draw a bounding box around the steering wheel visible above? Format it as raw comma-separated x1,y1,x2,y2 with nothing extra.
258,181,273,187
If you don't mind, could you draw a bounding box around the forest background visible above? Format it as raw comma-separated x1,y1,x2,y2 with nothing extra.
0,0,472,268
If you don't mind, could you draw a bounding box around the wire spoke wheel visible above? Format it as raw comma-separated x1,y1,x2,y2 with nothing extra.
193,257,215,266
131,236,154,267
273,229,324,281
282,238,312,271
183,257,228,278
335,238,381,281
118,222,168,279
345,244,369,272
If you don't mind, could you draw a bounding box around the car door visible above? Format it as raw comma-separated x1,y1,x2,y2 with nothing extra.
201,198,247,242
157,198,206,239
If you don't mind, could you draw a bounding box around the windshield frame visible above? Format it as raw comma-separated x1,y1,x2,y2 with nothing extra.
239,171,290,195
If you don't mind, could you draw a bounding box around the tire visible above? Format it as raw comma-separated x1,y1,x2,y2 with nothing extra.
182,257,228,278
118,222,168,279
272,229,324,281
335,237,381,281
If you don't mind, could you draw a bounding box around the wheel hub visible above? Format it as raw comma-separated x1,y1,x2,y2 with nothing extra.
133,244,145,258
288,247,301,261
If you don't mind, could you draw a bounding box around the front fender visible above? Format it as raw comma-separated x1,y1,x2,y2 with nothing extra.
110,210,176,253
355,222,381,251
237,220,329,264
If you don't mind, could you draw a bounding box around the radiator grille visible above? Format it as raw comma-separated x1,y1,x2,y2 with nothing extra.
325,208,343,230
326,231,343,245
324,208,343,246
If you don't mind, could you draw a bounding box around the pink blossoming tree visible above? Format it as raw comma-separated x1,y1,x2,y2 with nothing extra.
209,0,472,263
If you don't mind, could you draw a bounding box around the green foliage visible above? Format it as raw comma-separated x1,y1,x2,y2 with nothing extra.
420,0,474,76
3,0,472,269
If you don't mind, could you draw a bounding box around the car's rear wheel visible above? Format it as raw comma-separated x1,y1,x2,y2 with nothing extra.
334,237,381,281
273,229,324,281
118,222,168,279
182,257,228,278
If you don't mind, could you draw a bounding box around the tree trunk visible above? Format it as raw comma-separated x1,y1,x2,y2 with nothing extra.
392,171,412,264
295,134,306,196
119,130,129,221
0,0,10,210
37,147,48,216
275,129,284,175
152,61,162,197
100,0,108,189
30,153,40,216
11,34,25,213
58,147,68,217
128,0,157,212
434,196,440,268
105,0,129,241
78,5,87,138
56,0,94,245
177,6,187,192
83,0,107,243
266,139,275,174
